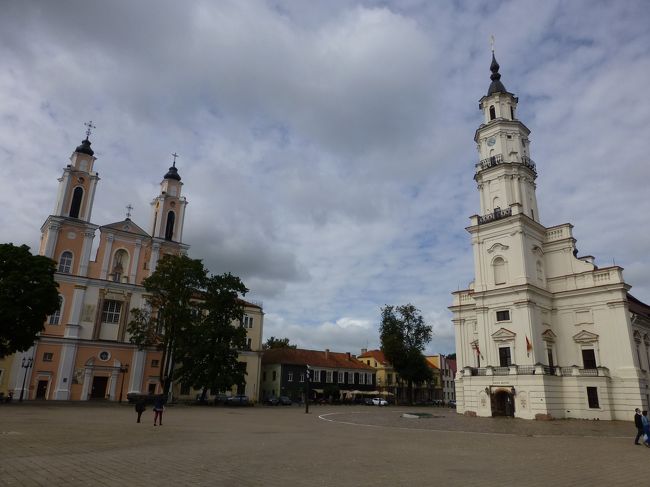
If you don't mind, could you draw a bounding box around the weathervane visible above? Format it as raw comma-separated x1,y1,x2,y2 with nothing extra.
84,120,96,139
171,152,179,167
490,35,495,52
125,204,133,219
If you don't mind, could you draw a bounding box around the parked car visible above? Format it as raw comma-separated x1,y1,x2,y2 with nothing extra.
227,395,249,406
448,400,456,408
363,398,374,405
372,397,388,406
213,393,229,406
264,396,280,406
279,396,292,406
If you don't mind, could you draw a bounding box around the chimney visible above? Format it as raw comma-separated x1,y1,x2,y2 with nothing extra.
325,349,329,360
346,352,351,360
361,348,367,355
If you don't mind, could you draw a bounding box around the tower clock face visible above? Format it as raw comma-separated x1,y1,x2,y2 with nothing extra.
487,137,496,147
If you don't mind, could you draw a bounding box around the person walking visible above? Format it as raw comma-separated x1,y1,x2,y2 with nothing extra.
135,398,146,423
153,394,165,426
634,408,643,444
642,410,650,447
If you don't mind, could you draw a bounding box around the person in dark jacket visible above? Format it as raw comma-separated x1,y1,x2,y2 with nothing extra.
634,408,644,445
135,398,146,423
153,395,165,426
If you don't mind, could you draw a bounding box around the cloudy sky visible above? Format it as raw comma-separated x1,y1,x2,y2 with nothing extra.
2,0,649,355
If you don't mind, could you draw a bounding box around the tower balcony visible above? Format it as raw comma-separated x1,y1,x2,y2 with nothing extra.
477,207,512,225
475,154,537,175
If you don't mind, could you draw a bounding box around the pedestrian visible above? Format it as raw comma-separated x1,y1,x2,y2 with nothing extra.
634,408,644,445
643,410,650,447
135,398,146,423
153,394,165,426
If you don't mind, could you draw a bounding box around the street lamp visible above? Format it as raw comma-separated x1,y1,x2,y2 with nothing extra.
19,357,33,402
119,364,129,403
305,365,311,414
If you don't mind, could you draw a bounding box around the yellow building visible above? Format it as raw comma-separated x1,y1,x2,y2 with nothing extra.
6,130,263,402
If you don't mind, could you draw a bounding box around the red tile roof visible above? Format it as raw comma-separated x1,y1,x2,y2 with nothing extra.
262,348,374,370
357,349,389,365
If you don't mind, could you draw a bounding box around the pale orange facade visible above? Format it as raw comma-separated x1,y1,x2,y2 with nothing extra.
7,134,263,402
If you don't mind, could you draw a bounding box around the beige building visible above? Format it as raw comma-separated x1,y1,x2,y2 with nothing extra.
450,53,650,420
6,131,263,402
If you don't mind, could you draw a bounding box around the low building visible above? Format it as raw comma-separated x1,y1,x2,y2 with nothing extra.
261,348,376,403
427,355,456,404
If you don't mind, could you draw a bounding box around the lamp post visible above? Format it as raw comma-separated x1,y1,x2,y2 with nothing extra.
119,364,129,403
19,357,33,402
305,365,311,414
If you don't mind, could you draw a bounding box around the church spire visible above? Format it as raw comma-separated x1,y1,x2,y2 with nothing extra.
487,52,507,96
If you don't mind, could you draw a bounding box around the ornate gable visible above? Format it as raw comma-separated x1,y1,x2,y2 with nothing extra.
541,329,557,342
487,242,509,254
572,330,599,343
491,327,516,342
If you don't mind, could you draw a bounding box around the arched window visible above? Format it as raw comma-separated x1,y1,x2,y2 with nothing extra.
510,106,515,119
49,295,63,325
58,251,73,273
111,249,129,283
165,211,175,240
493,257,506,285
489,105,496,120
69,187,83,218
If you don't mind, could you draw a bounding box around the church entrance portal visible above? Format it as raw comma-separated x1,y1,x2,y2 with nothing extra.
90,376,108,399
491,389,515,417
36,380,49,399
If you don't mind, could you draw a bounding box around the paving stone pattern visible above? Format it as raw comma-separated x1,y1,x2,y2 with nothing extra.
0,403,646,486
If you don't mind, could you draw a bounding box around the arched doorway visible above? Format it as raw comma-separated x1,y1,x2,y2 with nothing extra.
491,389,515,417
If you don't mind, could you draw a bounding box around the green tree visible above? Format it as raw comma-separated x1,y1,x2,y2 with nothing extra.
127,254,207,395
379,304,433,404
175,273,249,401
0,244,60,358
263,336,296,350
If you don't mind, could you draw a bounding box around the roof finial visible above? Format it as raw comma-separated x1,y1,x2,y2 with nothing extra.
125,204,133,219
84,120,96,140
171,152,179,167
490,34,495,53
487,37,507,96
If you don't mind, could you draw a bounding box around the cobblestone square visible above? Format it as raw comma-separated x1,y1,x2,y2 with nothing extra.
0,403,643,486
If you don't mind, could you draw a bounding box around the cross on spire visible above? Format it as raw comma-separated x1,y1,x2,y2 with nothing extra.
84,120,96,139
171,152,179,167
490,35,495,53
125,204,133,219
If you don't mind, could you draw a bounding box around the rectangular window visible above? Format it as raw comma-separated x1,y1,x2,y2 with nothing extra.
288,372,293,382
587,387,599,408
101,300,122,324
299,373,304,383
326,371,333,383
498,347,512,367
359,373,366,385
272,371,277,381
348,372,355,384
245,338,252,350
43,352,53,362
49,296,63,325
312,370,319,383
582,349,597,369
496,310,510,322
338,371,344,383
242,315,253,328
151,359,159,368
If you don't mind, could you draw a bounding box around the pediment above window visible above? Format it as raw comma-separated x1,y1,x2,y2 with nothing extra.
572,330,599,343
487,243,509,254
541,329,557,342
532,245,544,256
492,327,516,342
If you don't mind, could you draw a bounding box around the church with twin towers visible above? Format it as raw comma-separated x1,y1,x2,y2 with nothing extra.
450,51,650,420
6,126,264,402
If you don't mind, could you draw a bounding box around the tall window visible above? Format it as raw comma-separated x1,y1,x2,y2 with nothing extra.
69,187,83,218
547,347,554,367
242,316,253,328
49,296,63,325
348,372,355,384
489,105,496,120
493,257,506,285
326,371,333,383
101,300,122,324
510,106,515,119
498,346,512,367
338,371,344,383
587,387,599,408
58,251,73,273
582,349,597,369
164,211,175,240
288,372,293,382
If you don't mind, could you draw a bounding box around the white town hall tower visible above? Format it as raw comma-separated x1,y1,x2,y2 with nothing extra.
450,52,650,420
